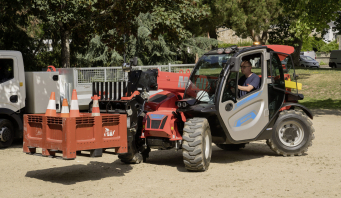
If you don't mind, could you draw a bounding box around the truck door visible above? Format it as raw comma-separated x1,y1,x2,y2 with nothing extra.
218,49,270,141
0,56,20,112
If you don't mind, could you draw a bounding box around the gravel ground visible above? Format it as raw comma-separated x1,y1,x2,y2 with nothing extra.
0,109,340,198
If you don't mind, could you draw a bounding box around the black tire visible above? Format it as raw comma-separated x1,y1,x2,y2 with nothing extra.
0,119,14,148
182,118,212,171
118,147,143,164
266,110,314,156
215,143,246,151
118,119,143,164
300,64,305,68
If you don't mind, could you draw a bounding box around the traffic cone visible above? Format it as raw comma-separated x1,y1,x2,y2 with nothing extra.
45,92,57,116
91,95,101,116
70,89,80,117
60,98,70,117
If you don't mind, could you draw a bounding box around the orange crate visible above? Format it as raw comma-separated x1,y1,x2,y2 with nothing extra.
23,113,128,159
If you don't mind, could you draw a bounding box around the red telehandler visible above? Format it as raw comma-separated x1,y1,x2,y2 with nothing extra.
25,44,314,172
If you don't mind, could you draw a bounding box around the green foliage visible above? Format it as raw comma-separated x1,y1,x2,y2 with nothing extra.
205,0,282,44
282,0,340,41
319,41,339,53
0,0,38,70
78,13,218,66
31,0,98,67
301,37,324,51
301,37,338,52
95,0,209,53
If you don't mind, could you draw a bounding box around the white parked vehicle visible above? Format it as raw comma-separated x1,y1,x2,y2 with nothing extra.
300,55,320,68
300,51,316,60
329,50,341,68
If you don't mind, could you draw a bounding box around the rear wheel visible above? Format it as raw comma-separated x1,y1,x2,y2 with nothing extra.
267,110,314,156
300,64,305,68
215,143,246,151
0,119,14,148
182,118,212,171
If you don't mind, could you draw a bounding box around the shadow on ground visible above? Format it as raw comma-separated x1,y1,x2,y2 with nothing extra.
143,141,276,172
309,108,341,116
25,161,132,185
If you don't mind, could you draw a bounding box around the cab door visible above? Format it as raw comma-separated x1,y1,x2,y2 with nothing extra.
0,56,20,112
218,49,270,141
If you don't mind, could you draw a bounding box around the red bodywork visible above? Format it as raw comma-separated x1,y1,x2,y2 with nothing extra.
142,71,190,140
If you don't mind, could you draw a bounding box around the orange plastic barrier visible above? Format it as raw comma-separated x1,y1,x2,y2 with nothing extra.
23,113,128,159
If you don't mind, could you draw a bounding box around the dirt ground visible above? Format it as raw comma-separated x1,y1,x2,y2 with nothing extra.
1,109,341,198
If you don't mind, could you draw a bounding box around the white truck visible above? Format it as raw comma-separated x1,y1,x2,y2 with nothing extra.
0,50,195,148
0,51,61,148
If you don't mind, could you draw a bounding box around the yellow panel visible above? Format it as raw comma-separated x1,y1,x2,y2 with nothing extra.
285,80,302,90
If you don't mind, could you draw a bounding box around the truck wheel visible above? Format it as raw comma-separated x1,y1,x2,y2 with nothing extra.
182,118,212,171
0,119,14,148
215,143,246,151
267,110,314,157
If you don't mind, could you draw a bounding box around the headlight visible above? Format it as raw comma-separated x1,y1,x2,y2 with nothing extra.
177,102,182,108
182,102,188,108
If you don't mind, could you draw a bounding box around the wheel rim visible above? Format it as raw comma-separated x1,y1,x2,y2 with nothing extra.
278,121,304,147
204,134,210,159
0,127,11,142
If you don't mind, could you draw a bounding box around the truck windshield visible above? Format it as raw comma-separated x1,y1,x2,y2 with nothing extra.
184,53,233,103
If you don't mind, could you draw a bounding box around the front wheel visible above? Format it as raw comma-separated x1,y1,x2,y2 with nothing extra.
267,110,314,156
0,119,14,148
182,118,212,171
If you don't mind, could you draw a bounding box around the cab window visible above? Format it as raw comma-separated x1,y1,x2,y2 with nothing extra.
237,53,262,99
222,71,238,103
0,59,14,83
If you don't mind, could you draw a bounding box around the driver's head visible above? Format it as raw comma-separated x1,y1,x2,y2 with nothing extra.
241,60,252,75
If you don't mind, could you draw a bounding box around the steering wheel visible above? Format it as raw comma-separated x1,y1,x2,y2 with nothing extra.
228,79,236,88
222,79,236,102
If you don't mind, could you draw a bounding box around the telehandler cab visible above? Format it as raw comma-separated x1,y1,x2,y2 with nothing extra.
93,44,314,171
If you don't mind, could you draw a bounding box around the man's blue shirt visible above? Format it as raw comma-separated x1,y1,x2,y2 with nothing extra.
238,73,260,97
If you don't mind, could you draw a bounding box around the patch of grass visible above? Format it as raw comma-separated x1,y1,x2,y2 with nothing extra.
295,68,341,109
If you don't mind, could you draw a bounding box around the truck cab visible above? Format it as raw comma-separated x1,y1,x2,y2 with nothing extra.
0,51,60,148
0,51,26,147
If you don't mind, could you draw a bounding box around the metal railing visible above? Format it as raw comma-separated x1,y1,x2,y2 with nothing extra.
76,63,195,85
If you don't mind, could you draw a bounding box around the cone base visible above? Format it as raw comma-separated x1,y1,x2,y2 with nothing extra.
45,110,57,117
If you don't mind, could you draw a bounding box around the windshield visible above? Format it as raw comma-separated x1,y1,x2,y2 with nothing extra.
184,53,233,103
302,56,314,61
305,56,314,61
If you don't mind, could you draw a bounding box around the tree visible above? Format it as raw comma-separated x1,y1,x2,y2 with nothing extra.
0,0,39,70
77,13,218,66
30,0,97,68
269,0,340,66
95,0,209,53
199,0,282,44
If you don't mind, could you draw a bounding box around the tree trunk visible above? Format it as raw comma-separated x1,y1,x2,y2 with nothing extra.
260,31,268,45
61,27,71,68
209,29,217,39
292,38,303,67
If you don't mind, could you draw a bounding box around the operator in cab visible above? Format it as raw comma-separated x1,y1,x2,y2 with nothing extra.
238,60,260,97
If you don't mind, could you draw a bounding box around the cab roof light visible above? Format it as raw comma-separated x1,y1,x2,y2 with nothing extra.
252,41,261,46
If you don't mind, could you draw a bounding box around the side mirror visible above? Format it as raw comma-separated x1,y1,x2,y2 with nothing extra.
230,57,240,72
